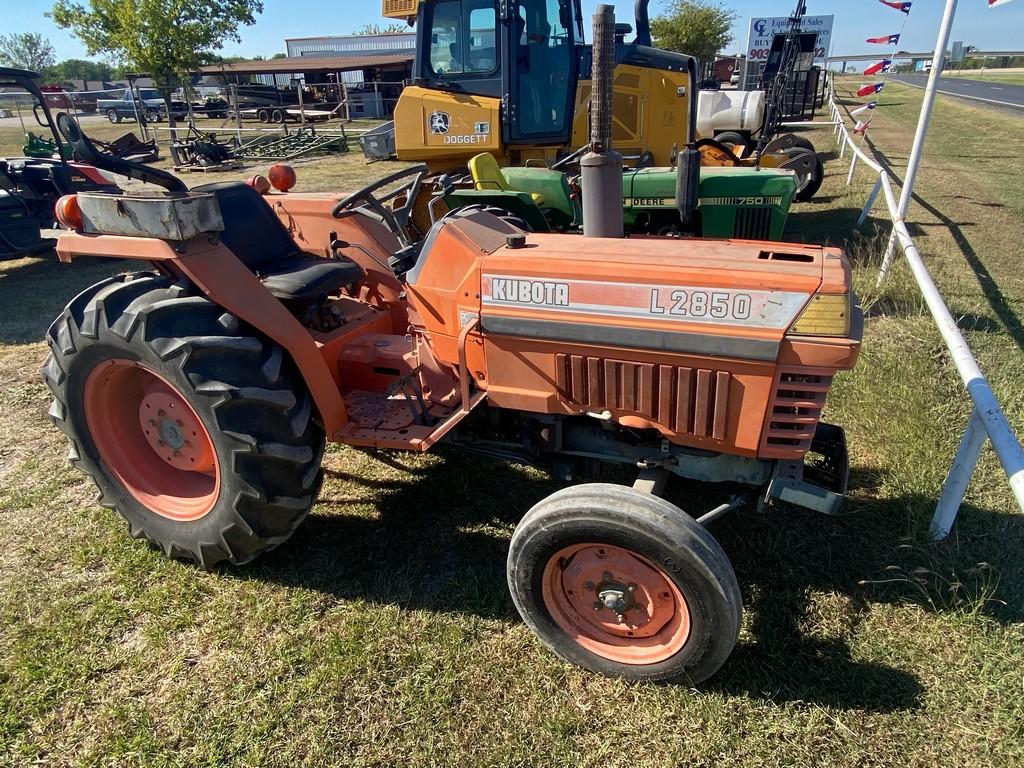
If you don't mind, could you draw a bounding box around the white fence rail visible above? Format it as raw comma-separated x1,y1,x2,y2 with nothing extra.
826,78,1024,538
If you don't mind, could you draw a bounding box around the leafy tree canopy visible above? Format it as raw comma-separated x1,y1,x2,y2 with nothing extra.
353,23,409,35
650,0,736,67
50,0,263,87
0,32,57,72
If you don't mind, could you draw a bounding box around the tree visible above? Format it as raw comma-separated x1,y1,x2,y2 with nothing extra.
47,58,117,87
353,23,408,35
0,32,57,72
650,0,736,67
50,0,263,135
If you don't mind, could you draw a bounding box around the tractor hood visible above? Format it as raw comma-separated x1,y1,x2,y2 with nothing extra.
478,233,848,360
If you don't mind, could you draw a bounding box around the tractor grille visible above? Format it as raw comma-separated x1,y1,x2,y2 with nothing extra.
759,367,833,458
555,354,732,440
734,206,773,240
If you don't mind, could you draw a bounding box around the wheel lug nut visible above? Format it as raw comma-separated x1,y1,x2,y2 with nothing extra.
593,601,602,611
616,613,626,624
627,583,636,592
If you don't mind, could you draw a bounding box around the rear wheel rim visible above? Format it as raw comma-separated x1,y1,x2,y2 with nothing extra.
84,359,220,521
541,543,692,665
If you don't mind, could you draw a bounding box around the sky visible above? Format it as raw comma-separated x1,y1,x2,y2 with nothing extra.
5,0,1024,63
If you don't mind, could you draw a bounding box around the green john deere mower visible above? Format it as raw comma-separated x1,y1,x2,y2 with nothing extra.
442,152,796,240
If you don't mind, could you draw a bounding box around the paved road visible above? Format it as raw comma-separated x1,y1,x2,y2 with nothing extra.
889,74,1024,115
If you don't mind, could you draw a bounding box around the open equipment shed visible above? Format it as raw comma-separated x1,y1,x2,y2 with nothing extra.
197,54,412,119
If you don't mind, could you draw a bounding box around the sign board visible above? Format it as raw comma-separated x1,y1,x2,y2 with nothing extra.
745,15,833,65
951,41,966,65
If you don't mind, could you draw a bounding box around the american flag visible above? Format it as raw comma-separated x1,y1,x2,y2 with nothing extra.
866,34,901,45
879,0,912,12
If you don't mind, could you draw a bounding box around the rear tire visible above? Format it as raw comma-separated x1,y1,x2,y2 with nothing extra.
507,484,742,684
42,273,325,568
258,109,270,123
107,109,121,124
713,131,753,155
783,147,825,202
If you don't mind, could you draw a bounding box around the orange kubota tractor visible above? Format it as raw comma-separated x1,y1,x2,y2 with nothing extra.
43,85,860,683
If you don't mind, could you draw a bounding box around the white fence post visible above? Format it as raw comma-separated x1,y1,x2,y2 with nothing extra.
847,151,859,186
858,177,883,225
930,409,988,540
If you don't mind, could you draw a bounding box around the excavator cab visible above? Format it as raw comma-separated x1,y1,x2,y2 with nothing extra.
394,0,582,162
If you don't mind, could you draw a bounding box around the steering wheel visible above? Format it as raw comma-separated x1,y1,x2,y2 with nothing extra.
56,112,187,193
551,145,587,172
332,164,429,245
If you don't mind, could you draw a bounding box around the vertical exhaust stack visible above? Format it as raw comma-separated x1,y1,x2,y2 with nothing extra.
581,4,624,239
634,0,652,47
676,54,702,231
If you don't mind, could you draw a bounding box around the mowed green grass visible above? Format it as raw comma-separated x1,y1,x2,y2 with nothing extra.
943,68,1024,86
1,83,1023,766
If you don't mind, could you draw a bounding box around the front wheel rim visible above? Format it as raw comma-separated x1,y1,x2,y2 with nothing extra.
541,543,692,665
83,359,220,521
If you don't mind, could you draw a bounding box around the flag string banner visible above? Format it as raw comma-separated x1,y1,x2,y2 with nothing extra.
864,60,893,76
879,0,912,13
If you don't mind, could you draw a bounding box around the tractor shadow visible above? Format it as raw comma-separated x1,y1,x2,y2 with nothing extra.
239,451,1023,712
0,254,131,344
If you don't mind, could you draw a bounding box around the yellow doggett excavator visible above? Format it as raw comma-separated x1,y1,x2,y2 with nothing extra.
381,0,823,199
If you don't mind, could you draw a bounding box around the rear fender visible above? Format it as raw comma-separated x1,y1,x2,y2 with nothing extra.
56,232,349,435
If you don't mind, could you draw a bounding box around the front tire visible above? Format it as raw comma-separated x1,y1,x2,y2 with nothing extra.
42,273,325,568
107,109,121,124
507,484,741,684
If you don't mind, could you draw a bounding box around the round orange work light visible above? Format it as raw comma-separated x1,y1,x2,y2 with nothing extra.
268,163,296,192
54,194,83,230
246,174,271,194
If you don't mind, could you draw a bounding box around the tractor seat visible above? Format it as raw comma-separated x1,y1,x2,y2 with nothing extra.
192,181,363,303
468,153,545,205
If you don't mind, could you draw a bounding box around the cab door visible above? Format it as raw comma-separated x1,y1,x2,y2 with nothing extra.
501,0,579,146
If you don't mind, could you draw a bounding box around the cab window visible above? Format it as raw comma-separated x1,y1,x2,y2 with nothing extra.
428,0,499,76
513,0,574,136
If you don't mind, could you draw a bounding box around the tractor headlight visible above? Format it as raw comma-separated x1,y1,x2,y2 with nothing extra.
789,293,851,337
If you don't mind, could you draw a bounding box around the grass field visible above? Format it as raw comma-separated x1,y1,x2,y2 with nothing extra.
1,81,1022,767
944,68,1024,86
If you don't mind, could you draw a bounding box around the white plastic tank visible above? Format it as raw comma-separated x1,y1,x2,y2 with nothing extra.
696,90,766,139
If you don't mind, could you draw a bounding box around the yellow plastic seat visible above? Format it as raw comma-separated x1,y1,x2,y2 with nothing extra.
468,153,545,206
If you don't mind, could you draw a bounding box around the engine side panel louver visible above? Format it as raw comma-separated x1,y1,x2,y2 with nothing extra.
555,354,732,440
759,367,833,458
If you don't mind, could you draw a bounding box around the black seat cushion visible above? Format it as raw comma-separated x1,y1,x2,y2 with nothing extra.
260,254,364,303
192,181,363,302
